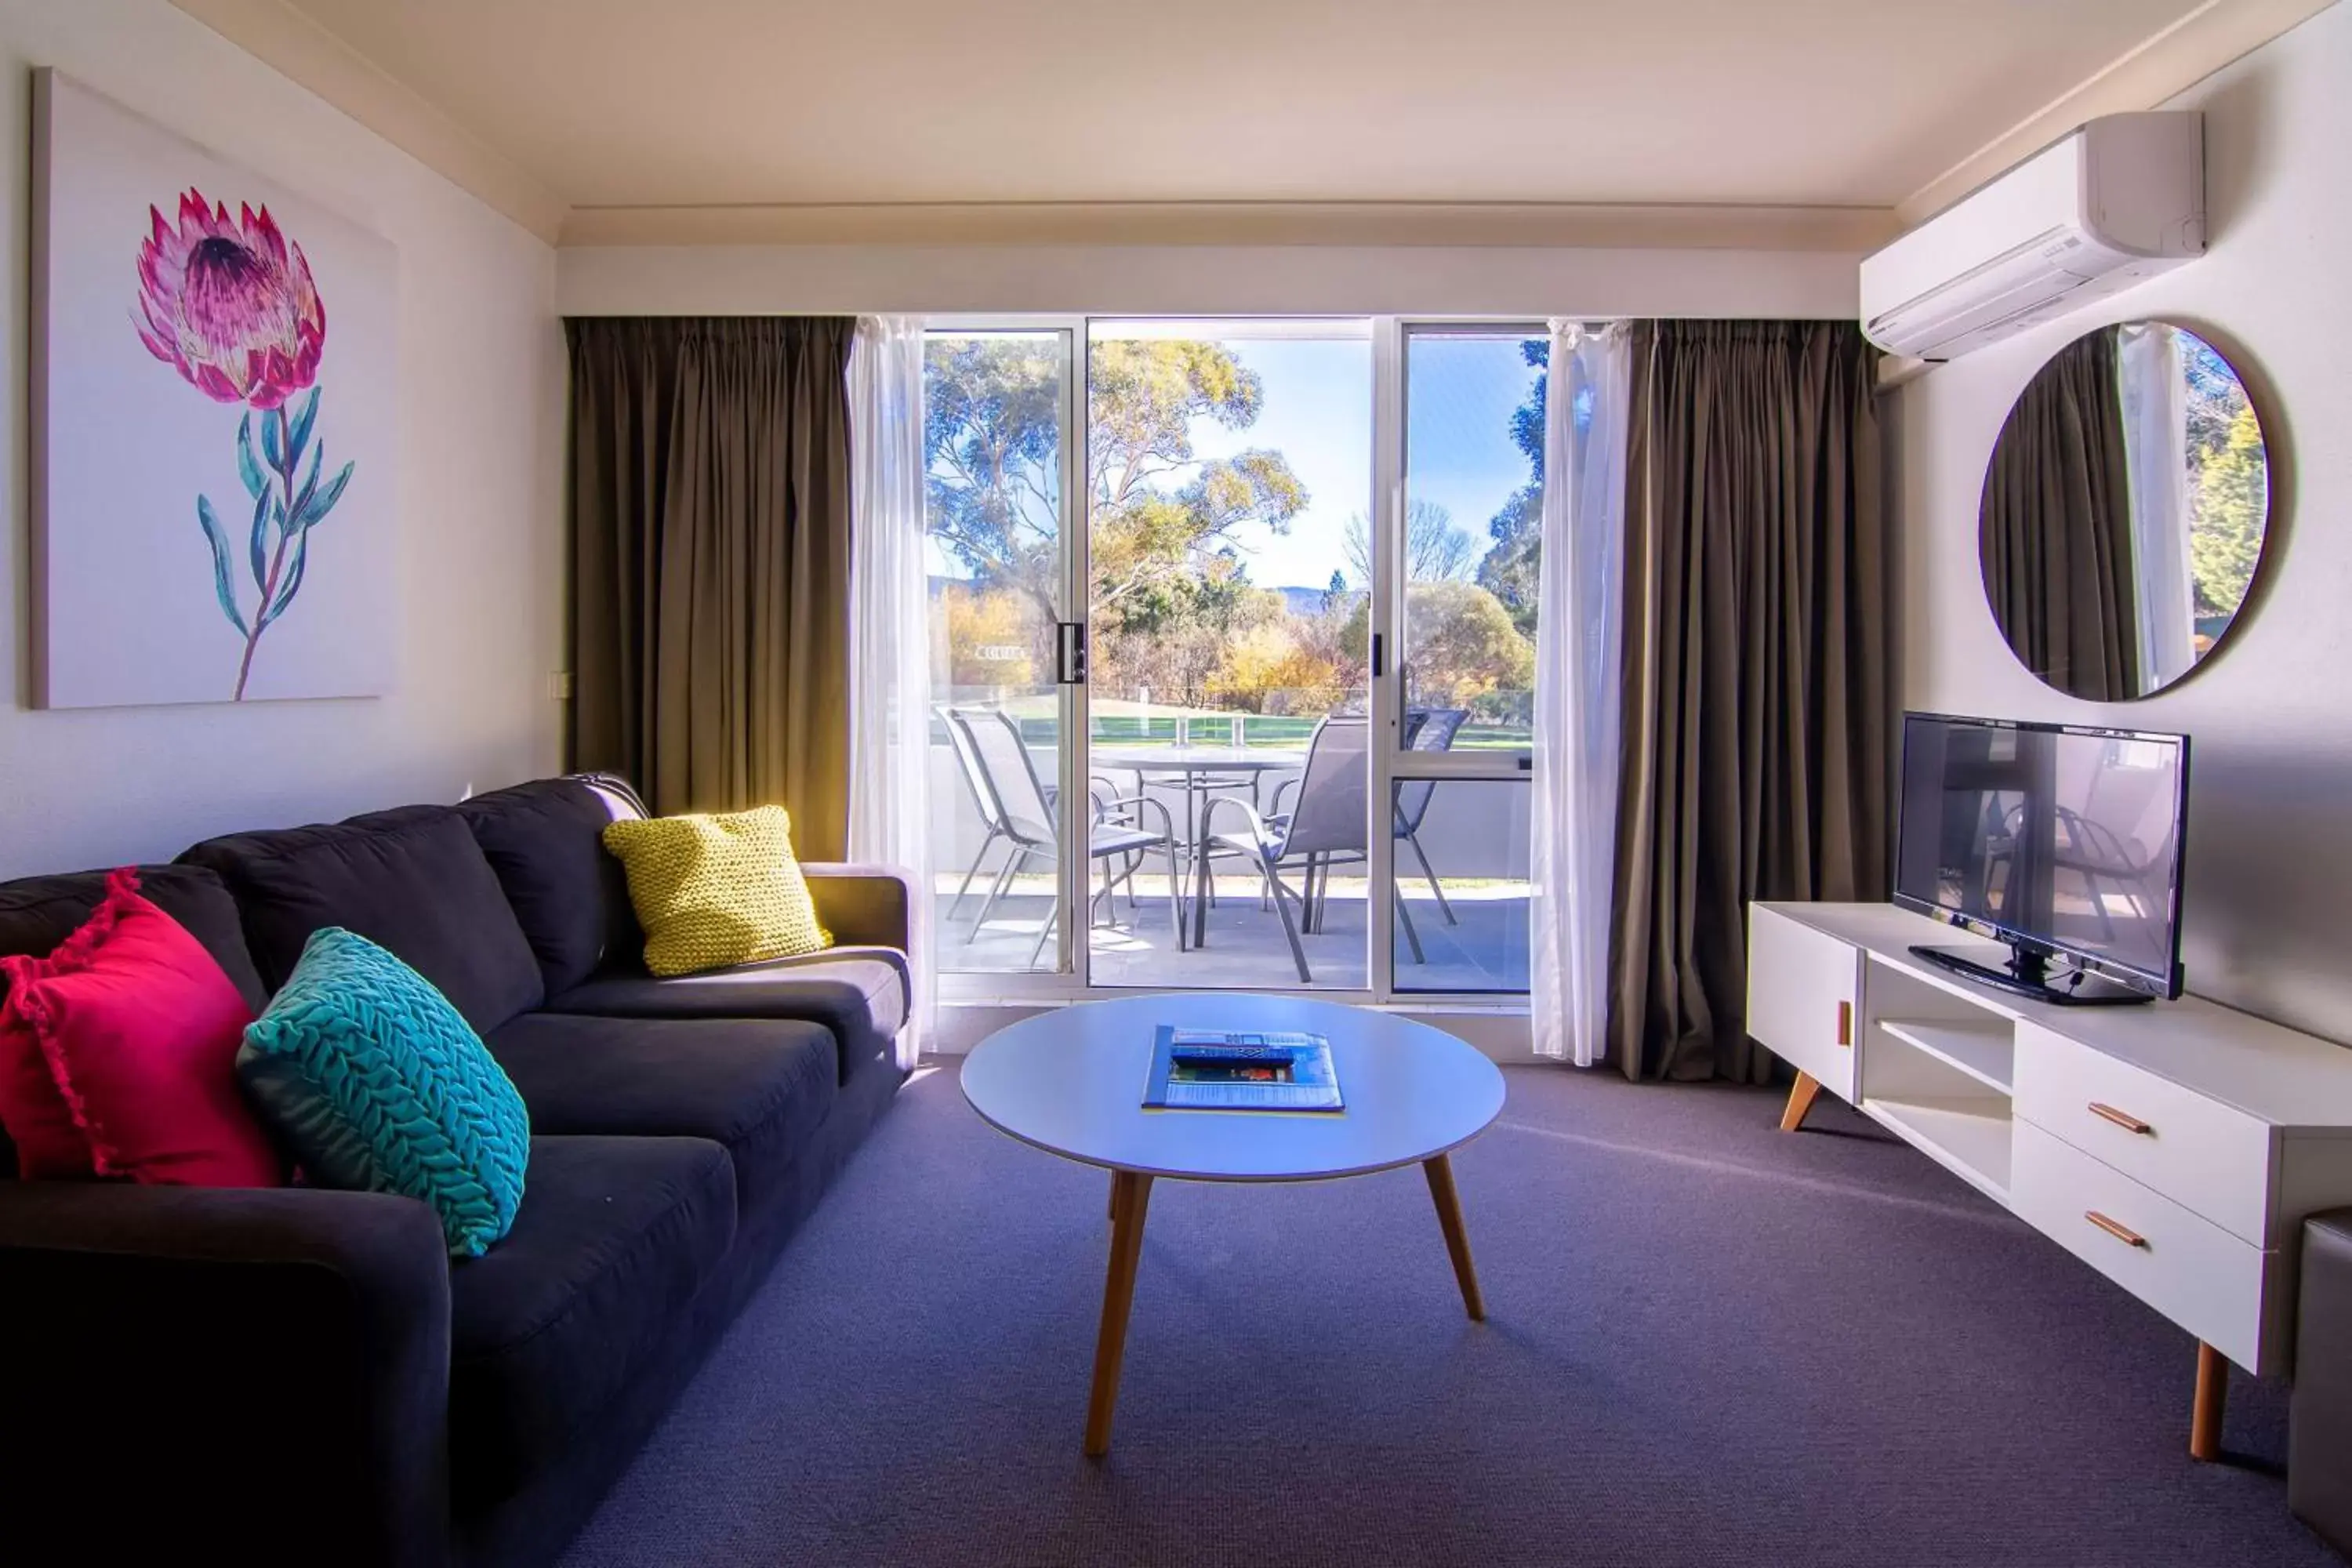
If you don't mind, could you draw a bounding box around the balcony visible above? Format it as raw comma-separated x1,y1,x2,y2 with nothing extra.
931,720,1530,994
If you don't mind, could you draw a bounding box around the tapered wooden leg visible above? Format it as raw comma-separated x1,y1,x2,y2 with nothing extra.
1085,1171,1152,1457
1779,1071,1824,1133
1423,1153,1485,1322
2190,1341,2227,1461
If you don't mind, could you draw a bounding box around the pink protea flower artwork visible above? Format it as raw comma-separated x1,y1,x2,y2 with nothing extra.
135,190,325,410
132,187,354,700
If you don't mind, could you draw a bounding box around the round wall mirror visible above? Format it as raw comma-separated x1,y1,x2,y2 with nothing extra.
1978,321,2270,701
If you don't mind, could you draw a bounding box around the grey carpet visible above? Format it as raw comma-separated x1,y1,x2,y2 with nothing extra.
560,1062,2332,1567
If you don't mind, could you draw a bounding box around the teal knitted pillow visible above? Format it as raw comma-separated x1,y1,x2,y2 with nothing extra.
237,927,529,1256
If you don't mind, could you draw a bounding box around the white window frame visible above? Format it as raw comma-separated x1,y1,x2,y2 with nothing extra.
926,314,1548,1016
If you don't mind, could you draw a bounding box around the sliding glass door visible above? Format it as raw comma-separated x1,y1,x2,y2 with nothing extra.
923,328,1083,977
1083,319,1374,991
922,315,1539,1005
1385,325,1546,994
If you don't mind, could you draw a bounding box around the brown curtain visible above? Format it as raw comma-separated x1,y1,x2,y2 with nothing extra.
1608,321,1890,1083
566,317,855,858
1978,326,2139,701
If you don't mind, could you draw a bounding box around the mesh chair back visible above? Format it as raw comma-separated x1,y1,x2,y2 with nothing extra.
938,706,1007,835
1394,708,1468,833
1283,716,1370,858
953,709,1057,848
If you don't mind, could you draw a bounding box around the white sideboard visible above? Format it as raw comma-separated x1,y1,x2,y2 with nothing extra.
1748,901,2352,1458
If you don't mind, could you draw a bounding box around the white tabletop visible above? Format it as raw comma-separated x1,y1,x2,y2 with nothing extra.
960,993,1506,1181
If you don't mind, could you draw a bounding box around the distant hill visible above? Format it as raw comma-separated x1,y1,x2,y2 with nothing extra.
1278,585,1359,617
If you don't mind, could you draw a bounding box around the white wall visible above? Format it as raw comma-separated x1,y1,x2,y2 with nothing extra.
0,0,565,877
1897,3,2352,1042
557,241,1859,320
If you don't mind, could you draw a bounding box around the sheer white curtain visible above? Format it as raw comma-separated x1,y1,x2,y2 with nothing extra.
2118,321,2196,688
1530,320,1632,1065
848,316,934,1065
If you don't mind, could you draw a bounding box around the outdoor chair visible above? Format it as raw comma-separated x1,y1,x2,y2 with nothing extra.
1200,714,1425,983
1391,706,1468,924
948,707,1186,964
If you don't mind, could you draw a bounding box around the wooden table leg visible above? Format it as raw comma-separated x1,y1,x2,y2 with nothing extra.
2190,1341,2227,1461
1779,1071,1824,1133
1085,1170,1152,1457
1423,1153,1485,1322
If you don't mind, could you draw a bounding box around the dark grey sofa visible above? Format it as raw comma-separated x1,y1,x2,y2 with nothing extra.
0,776,911,1568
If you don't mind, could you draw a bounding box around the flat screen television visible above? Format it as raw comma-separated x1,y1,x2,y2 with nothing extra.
1893,712,2189,1004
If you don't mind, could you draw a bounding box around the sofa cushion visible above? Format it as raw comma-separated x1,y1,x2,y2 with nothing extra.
0,865,267,1180
546,949,908,1085
600,806,830,976
456,777,644,996
241,929,531,1255
181,810,545,1033
448,1134,735,1508
2,869,280,1187
485,1012,836,1223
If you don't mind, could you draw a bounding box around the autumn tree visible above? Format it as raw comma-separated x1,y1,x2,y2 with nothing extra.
1341,499,1478,587
2190,402,2267,620
923,335,1309,687
1477,338,1550,637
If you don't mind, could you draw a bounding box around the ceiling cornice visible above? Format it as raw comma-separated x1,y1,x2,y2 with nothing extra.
1895,0,2336,224
556,201,1903,252
168,0,568,242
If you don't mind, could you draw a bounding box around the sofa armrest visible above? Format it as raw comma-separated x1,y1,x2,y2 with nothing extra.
802,862,915,955
0,1182,454,1568
2293,1210,2352,1550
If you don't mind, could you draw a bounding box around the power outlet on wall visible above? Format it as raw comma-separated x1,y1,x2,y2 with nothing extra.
547,670,573,702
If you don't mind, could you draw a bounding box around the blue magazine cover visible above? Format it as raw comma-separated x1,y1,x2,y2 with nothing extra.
1142,1025,1344,1112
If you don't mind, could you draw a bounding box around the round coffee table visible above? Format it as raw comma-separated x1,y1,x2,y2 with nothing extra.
960,993,1507,1455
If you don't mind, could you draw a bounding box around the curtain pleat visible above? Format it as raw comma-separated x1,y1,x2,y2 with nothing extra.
1608,321,1889,1083
1979,326,2140,702
566,317,855,858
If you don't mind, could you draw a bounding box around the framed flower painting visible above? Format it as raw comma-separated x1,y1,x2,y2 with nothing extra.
31,71,397,708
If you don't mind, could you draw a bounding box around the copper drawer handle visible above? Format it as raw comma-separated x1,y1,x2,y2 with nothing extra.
1836,1000,1853,1047
2085,1210,2148,1248
2088,1102,2152,1135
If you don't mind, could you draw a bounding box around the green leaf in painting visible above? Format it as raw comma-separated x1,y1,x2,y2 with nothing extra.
260,403,284,470
266,524,308,626
237,413,267,500
298,460,355,528
288,440,324,528
196,495,249,637
288,387,320,465
248,485,273,593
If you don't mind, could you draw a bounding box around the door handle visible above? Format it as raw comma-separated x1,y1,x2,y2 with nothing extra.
1055,622,1087,685
1370,631,1385,680
1836,1000,1853,1047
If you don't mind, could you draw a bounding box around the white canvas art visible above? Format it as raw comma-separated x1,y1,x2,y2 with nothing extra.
32,71,397,708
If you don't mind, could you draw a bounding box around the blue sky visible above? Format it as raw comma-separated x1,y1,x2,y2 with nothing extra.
1181,334,1543,592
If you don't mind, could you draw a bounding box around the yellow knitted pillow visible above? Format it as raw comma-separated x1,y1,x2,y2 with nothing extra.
600,805,830,978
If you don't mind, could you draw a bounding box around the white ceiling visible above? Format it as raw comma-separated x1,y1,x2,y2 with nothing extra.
186,0,2330,241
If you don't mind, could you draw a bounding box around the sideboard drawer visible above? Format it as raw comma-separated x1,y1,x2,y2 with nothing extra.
2011,1120,2285,1371
2013,1022,2276,1245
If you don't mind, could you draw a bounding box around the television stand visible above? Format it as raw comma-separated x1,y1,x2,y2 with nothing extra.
1908,943,2152,1006
1748,900,2352,1464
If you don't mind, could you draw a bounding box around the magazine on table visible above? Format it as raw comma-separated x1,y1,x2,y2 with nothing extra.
1142,1026,1344,1113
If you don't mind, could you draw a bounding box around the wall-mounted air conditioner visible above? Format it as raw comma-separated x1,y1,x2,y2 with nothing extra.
1860,112,2204,363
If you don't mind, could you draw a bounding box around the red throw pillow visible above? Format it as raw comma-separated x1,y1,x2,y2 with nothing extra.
0,869,281,1186
0,990,92,1178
